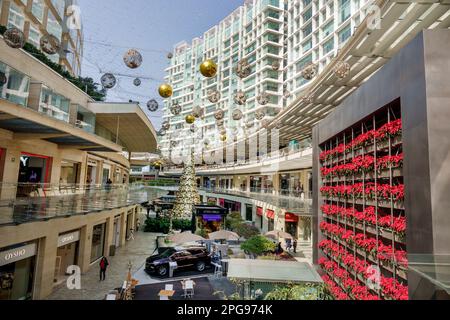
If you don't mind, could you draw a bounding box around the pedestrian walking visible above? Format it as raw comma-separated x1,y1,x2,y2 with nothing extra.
127,228,134,241
136,220,141,232
99,256,109,281
285,238,292,252
293,239,298,253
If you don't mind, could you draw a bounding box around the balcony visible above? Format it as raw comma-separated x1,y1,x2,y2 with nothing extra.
162,143,312,176
0,184,167,226
198,186,312,215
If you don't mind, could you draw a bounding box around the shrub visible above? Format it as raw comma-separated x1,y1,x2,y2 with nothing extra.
240,235,276,256
144,217,191,234
225,212,243,230
234,223,260,239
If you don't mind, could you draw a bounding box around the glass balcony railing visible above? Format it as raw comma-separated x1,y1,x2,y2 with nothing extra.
198,186,312,214
39,88,70,123
0,184,169,226
0,61,30,107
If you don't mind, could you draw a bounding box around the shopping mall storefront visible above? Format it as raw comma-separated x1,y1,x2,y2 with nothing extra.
0,242,37,300
54,230,80,285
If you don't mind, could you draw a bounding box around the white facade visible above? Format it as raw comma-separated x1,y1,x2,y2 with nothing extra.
160,0,372,155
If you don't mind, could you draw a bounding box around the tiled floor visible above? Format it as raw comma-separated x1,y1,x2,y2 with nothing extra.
47,227,161,300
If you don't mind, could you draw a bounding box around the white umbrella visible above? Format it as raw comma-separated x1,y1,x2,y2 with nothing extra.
209,230,240,241
168,231,205,244
265,230,293,240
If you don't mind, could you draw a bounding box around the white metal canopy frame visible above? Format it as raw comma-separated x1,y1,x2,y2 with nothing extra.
190,0,450,159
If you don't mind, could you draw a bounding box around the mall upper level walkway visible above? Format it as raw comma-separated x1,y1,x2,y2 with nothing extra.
0,185,168,226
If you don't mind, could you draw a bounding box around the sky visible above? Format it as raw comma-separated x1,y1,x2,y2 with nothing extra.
78,0,244,130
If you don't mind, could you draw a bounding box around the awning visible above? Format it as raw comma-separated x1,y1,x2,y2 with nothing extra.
227,259,323,284
256,207,263,216
88,102,157,153
285,213,299,223
266,209,275,220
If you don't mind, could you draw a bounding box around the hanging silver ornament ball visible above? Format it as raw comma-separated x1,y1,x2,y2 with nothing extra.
170,103,182,116
220,128,227,136
171,141,178,147
147,99,159,112
192,106,204,118
158,129,166,136
246,119,254,128
216,118,224,128
232,109,243,121
283,90,291,99
233,91,247,105
255,110,265,121
334,60,351,79
0,72,7,86
235,58,251,79
40,34,61,55
214,109,225,121
123,49,143,69
207,89,221,103
167,52,173,59
301,62,318,80
161,121,170,130
100,73,116,89
133,78,141,86
271,60,281,71
257,92,270,105
3,27,25,49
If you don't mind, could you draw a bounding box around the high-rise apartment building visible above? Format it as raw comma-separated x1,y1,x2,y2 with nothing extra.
160,0,372,154
0,0,83,76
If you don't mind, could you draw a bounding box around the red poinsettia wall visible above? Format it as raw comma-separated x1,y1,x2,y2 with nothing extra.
315,101,408,300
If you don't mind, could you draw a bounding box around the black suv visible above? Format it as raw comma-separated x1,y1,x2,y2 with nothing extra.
145,247,211,277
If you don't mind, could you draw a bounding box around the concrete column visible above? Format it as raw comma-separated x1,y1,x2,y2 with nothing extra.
272,173,280,195
78,224,92,273
240,201,246,221
97,160,103,184
34,233,58,299
50,154,62,185
0,1,10,26
0,148,20,200
104,214,115,257
246,176,251,192
119,211,127,246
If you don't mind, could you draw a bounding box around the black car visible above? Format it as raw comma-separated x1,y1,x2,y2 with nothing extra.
145,247,212,277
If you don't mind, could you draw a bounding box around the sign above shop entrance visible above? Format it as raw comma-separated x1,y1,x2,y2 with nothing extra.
58,231,80,247
0,243,37,266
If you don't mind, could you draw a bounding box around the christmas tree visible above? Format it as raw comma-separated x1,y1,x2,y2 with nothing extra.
170,152,200,228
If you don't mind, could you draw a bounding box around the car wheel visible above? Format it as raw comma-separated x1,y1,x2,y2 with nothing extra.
157,265,168,276
195,261,206,272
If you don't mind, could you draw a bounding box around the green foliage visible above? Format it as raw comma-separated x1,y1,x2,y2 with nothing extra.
264,283,328,300
234,223,260,239
144,217,191,234
195,228,208,238
0,25,105,101
225,211,243,230
240,235,276,256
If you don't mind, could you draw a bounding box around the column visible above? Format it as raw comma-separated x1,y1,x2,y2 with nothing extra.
119,211,127,246
78,225,92,273
34,233,58,299
0,148,20,200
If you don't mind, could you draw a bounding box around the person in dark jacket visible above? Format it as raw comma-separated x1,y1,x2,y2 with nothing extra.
99,256,109,281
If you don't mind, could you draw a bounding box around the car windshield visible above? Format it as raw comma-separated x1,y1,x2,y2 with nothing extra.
158,249,174,258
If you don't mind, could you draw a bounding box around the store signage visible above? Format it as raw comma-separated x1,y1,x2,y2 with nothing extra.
58,231,80,247
202,215,222,222
0,243,37,266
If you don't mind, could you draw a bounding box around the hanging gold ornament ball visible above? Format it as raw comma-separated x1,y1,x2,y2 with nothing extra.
185,114,196,124
199,59,217,78
158,83,173,98
220,134,227,142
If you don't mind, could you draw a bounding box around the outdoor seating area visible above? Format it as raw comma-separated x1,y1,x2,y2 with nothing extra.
134,277,219,301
